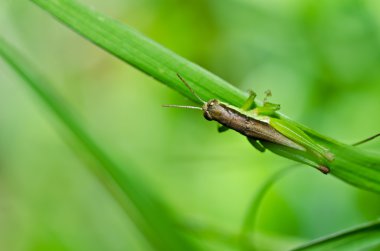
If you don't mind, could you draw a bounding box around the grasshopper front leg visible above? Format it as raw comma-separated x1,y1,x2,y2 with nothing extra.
242,91,268,153
241,90,257,111
218,124,229,133
247,137,266,152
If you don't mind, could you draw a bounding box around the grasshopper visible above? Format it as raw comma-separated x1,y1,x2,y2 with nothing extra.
164,74,335,174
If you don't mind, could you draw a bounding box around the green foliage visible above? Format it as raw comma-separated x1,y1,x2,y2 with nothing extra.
1,0,380,250
0,38,195,251
30,0,380,193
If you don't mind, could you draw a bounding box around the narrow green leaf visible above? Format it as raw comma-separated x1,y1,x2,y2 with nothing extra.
29,0,380,193
0,38,196,251
292,221,380,251
31,0,247,107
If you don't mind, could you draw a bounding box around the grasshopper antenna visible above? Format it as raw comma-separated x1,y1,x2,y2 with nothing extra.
176,73,206,104
162,104,202,110
162,74,205,110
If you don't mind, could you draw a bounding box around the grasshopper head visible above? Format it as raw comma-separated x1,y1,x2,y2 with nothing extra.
203,99,221,121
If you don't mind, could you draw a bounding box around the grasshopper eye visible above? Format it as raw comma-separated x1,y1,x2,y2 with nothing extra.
203,111,212,121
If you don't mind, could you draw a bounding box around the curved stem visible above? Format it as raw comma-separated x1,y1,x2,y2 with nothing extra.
239,165,299,250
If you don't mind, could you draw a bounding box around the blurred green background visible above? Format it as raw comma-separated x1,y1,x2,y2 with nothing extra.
1,0,380,250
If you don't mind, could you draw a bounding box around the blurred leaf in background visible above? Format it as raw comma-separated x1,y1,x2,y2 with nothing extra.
1,0,380,250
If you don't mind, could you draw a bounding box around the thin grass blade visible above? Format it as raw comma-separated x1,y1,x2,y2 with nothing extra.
292,221,380,251
0,38,196,251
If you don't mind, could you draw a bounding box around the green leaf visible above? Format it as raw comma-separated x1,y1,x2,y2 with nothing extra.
0,38,196,251
31,0,247,107
292,221,380,251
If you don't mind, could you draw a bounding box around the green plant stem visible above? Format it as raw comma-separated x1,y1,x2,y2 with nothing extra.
240,166,298,251
29,0,380,193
